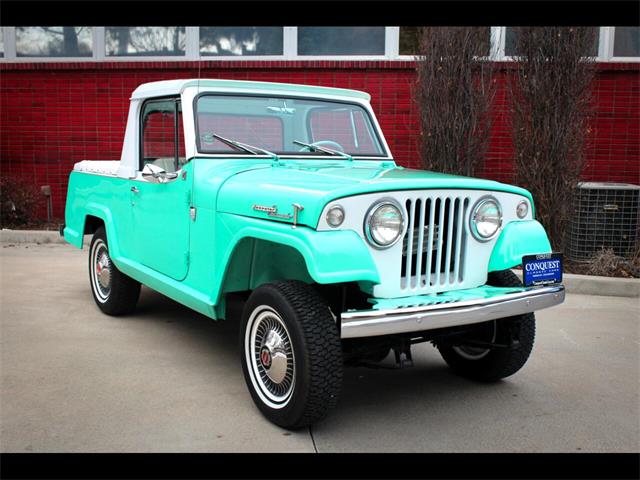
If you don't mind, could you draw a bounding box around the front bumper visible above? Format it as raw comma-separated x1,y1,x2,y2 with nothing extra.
341,285,565,339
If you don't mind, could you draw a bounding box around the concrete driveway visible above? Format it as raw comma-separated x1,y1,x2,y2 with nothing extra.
1,243,638,452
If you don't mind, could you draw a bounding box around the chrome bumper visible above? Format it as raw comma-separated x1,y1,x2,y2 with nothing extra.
340,285,565,339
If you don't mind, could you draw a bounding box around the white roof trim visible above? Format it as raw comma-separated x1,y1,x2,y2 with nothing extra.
130,79,371,101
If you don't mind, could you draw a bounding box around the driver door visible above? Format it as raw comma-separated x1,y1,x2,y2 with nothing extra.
129,97,191,281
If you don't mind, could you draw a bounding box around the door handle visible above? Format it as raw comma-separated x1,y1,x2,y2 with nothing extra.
131,186,140,194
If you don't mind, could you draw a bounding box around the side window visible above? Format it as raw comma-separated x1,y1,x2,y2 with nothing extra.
141,99,185,173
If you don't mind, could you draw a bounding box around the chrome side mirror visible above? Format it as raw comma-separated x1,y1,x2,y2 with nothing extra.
141,164,179,184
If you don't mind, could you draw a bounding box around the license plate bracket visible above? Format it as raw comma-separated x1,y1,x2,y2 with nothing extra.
522,253,563,287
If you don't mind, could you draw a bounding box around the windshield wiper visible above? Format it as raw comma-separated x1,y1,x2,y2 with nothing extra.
292,140,353,161
211,133,279,161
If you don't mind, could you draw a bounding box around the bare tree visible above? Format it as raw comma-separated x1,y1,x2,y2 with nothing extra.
415,27,496,176
510,27,597,251
37,27,88,56
62,27,79,56
128,27,184,54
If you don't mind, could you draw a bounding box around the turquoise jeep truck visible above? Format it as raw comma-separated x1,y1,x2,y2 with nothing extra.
63,79,565,428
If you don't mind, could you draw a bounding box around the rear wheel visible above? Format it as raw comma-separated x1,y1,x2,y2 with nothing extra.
437,270,536,382
240,280,343,429
89,227,141,315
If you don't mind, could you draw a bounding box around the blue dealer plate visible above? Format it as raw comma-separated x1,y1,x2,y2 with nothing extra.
522,253,563,287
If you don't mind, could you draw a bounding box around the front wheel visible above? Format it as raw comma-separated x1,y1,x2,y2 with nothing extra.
89,226,141,315
240,280,343,429
436,270,536,382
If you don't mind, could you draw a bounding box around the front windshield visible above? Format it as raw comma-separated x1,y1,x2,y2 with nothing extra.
195,94,386,157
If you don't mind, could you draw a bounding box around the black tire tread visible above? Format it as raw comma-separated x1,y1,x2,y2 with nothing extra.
437,269,536,382
90,227,141,316
241,280,342,429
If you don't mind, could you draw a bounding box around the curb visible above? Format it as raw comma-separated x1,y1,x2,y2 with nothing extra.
1,229,90,246
511,270,639,298
2,229,638,298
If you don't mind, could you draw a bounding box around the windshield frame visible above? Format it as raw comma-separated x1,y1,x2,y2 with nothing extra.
193,92,391,159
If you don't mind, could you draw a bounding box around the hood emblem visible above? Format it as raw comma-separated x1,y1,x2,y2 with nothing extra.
253,203,305,229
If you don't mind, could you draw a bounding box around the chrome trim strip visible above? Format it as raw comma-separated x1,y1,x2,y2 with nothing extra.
340,285,565,339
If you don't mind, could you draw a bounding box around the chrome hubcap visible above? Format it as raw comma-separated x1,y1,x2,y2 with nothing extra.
91,240,112,302
245,306,295,408
260,329,289,384
96,252,111,289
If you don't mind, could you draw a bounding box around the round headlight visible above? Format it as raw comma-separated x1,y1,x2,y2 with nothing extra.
470,198,502,240
326,205,345,227
365,201,404,248
516,200,529,219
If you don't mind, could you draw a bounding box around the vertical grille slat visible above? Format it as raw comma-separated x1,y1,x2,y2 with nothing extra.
433,198,446,287
400,192,470,294
444,197,456,284
453,198,465,283
403,199,414,289
413,199,426,289
424,198,436,289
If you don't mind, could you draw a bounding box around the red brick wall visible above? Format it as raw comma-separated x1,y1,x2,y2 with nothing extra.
0,60,638,219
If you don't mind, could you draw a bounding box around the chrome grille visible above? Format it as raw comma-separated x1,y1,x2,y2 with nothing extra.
400,196,470,292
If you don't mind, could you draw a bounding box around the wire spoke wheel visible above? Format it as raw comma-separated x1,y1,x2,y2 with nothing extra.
239,281,343,429
90,239,112,302
245,306,295,408
88,227,141,315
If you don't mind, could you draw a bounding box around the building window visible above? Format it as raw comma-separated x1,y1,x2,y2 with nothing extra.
399,27,421,55
297,27,385,55
106,27,186,56
15,27,92,57
402,27,491,57
200,27,283,56
505,27,599,57
613,27,640,57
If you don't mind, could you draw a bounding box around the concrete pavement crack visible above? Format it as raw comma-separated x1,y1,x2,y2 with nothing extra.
309,425,318,453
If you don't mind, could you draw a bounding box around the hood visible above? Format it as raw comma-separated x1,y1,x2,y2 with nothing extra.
216,159,532,227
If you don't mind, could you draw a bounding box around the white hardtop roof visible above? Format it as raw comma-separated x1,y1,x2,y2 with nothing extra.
130,79,371,102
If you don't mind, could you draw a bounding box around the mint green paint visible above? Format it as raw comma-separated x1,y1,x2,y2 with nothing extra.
64,171,134,259
368,285,526,310
63,156,542,321
214,212,380,292
488,220,552,272
130,161,194,281
214,158,534,228
222,237,314,293
113,255,217,318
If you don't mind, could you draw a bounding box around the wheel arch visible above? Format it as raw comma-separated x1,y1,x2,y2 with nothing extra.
212,217,380,319
220,236,315,295
66,204,122,259
84,214,105,235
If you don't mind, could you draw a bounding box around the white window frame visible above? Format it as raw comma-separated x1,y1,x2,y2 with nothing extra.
198,26,287,60
294,26,390,60
101,26,189,62
606,26,640,63
3,26,98,62
0,26,638,62
492,26,639,63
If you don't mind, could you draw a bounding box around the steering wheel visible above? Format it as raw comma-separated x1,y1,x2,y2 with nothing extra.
298,140,345,153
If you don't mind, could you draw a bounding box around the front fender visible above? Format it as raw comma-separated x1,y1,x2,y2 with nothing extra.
488,220,552,272
217,212,380,286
